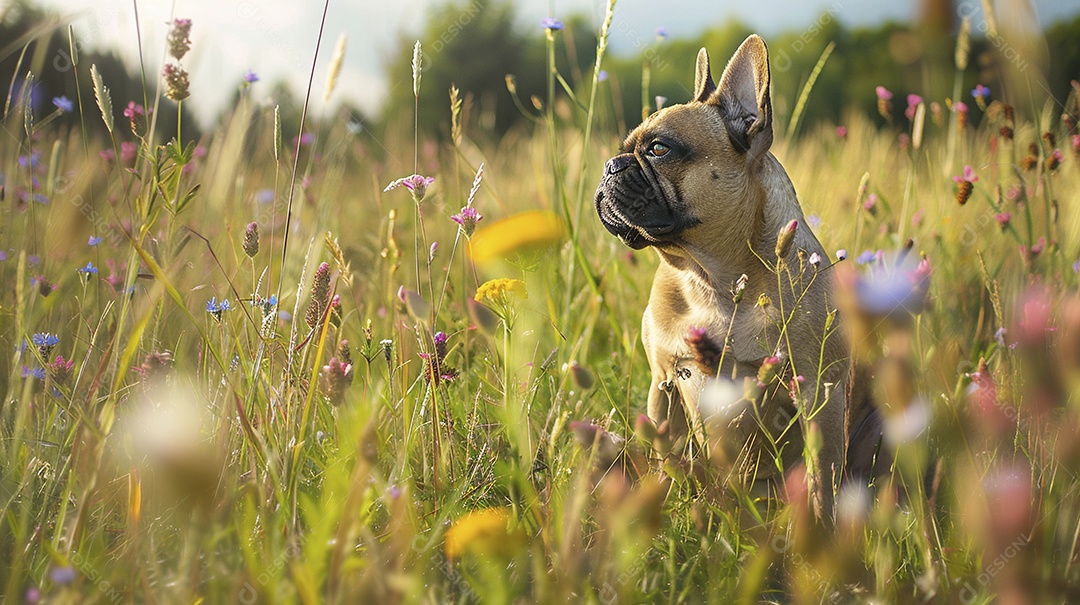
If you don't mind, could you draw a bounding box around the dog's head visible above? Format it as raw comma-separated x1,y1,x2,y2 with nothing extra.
594,35,774,252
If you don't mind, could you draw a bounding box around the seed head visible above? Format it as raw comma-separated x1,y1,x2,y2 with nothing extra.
306,262,332,328
242,222,259,258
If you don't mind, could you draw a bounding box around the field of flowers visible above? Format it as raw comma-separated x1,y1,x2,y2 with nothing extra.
2,4,1080,604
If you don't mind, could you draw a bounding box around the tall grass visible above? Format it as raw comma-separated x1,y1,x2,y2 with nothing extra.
1,4,1080,604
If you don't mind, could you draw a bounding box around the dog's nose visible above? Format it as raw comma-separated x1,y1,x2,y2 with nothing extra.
605,154,636,175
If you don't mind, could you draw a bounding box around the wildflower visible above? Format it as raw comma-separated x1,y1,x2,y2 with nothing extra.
242,222,259,258
540,17,564,31
1072,134,1080,158
836,249,848,261
420,331,457,385
809,252,822,268
836,125,847,139
383,174,434,204
134,350,173,385
655,95,668,111
971,84,990,101
166,18,192,61
398,286,429,320
22,366,46,380
88,235,102,246
162,63,190,102
757,354,782,386
953,164,977,205
243,69,259,83
320,356,354,405
953,100,969,129
994,212,1011,230
862,193,878,215
856,250,877,265
774,219,798,259
1046,149,1063,172
451,205,483,237
429,241,438,262
444,507,526,560
904,94,922,121
732,273,748,303
475,278,528,304
655,26,668,39
18,153,39,169
49,565,76,585
206,296,232,321
123,101,149,135
569,420,625,464
52,96,74,113
853,254,932,317
76,261,98,283
687,326,724,375
875,86,893,120
31,333,59,358
48,355,74,384
306,262,332,328
469,210,566,264
597,70,609,82
564,360,594,390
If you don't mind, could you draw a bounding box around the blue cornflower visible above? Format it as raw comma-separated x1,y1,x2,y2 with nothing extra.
18,153,39,169
971,84,990,100
31,333,60,349
206,296,232,321
656,26,668,39
49,565,76,585
52,96,74,113
541,17,563,31
21,366,46,380
88,235,102,246
77,261,98,276
856,250,878,265
243,69,259,83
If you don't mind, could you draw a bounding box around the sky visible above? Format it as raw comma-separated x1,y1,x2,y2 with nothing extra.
25,0,1080,126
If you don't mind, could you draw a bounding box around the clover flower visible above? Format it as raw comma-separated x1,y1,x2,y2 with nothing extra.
904,94,922,120
48,355,74,384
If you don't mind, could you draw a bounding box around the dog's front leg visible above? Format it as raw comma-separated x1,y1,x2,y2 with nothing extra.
806,374,848,522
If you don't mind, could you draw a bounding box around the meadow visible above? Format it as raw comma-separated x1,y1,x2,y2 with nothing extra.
2,4,1080,604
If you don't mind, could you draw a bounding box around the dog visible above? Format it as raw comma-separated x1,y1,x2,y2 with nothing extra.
594,35,869,520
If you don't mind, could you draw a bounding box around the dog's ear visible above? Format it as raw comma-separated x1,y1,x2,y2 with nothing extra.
715,35,773,161
693,48,715,102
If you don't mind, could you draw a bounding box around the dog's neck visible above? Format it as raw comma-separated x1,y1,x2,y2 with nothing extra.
658,153,807,298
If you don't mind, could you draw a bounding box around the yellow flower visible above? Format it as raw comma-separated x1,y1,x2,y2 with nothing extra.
468,210,566,264
443,507,526,560
475,278,528,304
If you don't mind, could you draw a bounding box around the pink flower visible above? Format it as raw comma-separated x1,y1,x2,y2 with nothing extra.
953,165,978,184
904,94,922,120
836,125,847,139
875,86,893,101
384,174,435,203
451,206,483,236
953,101,968,113
995,212,1011,229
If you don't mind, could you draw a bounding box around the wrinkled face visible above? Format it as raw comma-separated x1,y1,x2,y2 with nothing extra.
593,102,754,251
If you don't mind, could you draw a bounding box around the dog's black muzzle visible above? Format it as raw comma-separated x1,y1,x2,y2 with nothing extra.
594,153,678,250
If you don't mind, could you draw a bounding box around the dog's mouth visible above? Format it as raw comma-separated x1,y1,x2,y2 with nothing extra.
594,153,681,250
595,191,676,249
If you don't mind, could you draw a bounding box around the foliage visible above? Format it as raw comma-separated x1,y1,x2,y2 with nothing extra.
1,1,1080,603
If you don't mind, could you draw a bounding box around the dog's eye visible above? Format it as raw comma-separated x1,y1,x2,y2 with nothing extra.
647,142,670,157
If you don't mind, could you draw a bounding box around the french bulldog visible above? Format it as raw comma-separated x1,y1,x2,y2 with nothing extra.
594,35,869,519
